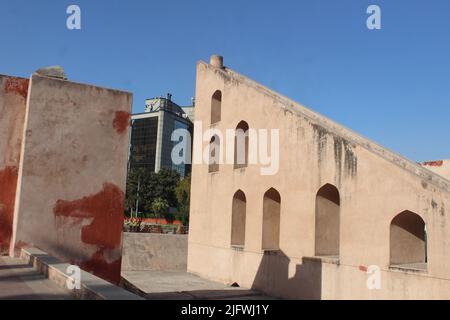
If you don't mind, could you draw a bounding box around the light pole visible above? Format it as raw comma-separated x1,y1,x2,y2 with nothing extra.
135,180,140,218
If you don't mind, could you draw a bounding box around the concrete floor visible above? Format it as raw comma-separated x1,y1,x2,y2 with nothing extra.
121,270,275,300
0,256,74,300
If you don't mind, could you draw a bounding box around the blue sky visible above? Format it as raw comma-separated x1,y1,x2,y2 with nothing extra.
0,0,449,162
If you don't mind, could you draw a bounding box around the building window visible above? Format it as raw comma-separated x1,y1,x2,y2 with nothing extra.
211,90,222,124
208,135,220,173
234,121,249,169
129,117,158,172
262,188,281,251
315,184,340,258
390,210,427,270
231,190,246,247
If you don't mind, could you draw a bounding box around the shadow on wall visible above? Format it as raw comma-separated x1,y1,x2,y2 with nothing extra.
251,250,322,300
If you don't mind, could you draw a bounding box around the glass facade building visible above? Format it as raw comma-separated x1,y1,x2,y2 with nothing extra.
129,117,158,171
128,96,194,178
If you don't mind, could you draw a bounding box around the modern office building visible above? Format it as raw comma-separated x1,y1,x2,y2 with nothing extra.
128,94,194,178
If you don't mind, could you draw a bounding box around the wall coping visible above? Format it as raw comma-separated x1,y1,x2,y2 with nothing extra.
20,247,142,300
198,61,450,193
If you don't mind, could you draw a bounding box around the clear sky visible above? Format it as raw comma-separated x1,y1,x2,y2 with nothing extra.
1,0,449,162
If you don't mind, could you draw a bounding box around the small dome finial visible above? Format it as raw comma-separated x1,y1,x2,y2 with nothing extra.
34,66,68,80
210,55,224,69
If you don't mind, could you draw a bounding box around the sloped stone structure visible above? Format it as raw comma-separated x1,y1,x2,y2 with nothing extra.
0,72,131,284
188,56,450,299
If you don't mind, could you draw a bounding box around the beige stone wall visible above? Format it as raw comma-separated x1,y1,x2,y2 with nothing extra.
187,60,450,299
121,233,188,272
421,160,450,181
0,75,28,253
10,75,132,284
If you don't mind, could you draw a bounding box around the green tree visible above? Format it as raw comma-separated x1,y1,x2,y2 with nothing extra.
125,167,181,217
151,168,180,208
175,175,191,225
151,197,169,218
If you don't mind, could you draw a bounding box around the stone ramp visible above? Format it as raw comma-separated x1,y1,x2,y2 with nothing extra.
121,270,275,300
0,255,74,300
21,247,142,300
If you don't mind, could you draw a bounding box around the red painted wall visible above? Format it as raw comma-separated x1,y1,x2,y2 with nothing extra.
9,75,131,284
0,76,28,254
0,166,19,253
53,183,125,283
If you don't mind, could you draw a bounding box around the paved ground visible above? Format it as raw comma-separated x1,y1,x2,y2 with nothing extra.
0,255,74,300
121,270,275,300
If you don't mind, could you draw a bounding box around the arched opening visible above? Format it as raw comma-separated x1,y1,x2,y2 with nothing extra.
208,135,220,173
262,188,281,251
315,184,340,257
390,210,427,269
231,190,246,247
211,90,222,124
234,121,249,169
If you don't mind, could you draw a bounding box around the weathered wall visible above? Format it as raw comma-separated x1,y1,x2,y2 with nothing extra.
121,233,187,272
315,195,340,256
187,60,450,299
421,160,450,181
10,75,132,284
319,259,450,300
0,75,28,253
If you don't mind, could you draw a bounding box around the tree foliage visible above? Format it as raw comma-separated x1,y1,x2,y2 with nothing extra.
151,197,169,218
125,168,180,218
175,174,191,218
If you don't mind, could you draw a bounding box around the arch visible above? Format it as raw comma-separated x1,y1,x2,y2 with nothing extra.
231,190,247,247
390,210,426,267
314,183,340,257
211,90,222,124
262,188,281,250
208,135,220,173
234,121,249,169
